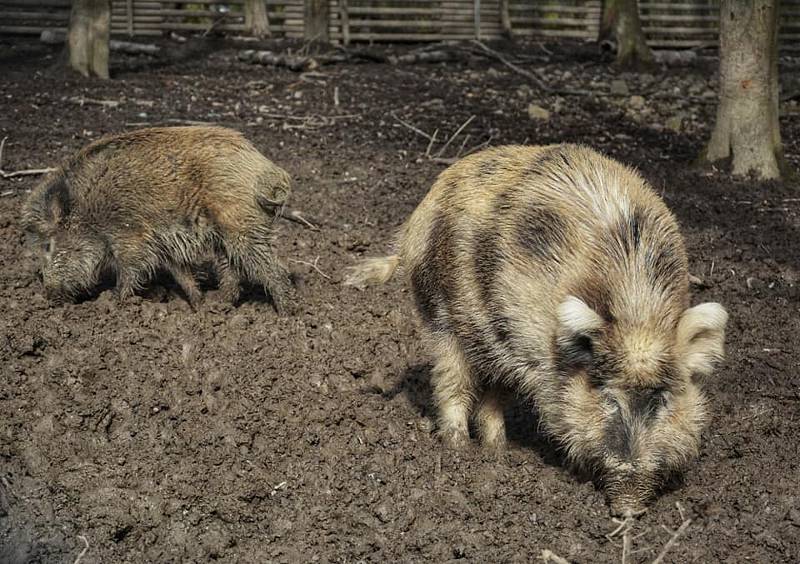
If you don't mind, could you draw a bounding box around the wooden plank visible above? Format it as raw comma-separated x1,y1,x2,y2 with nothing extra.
639,2,717,10
346,7,438,16
0,11,68,20
0,24,67,33
642,26,717,34
510,16,596,27
640,14,717,22
0,0,70,6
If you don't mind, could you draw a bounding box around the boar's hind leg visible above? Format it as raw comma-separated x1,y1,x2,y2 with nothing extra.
115,265,147,302
214,254,241,304
167,263,202,308
224,230,295,314
475,386,508,451
430,332,476,449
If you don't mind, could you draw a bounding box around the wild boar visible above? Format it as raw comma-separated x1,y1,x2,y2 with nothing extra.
21,126,294,312
346,144,728,516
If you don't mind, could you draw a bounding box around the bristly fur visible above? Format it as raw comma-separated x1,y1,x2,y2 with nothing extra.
354,144,729,515
21,126,295,312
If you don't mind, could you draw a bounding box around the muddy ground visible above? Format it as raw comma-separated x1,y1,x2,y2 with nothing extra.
0,37,798,563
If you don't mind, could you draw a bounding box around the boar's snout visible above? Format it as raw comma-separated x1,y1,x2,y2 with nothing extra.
42,273,68,303
605,468,655,518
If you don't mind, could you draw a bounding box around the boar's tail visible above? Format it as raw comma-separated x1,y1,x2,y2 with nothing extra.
343,255,401,289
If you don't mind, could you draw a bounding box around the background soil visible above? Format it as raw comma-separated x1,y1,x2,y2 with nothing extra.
0,37,798,563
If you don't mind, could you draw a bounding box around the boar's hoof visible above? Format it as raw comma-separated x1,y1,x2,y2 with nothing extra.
436,427,470,450
269,287,298,317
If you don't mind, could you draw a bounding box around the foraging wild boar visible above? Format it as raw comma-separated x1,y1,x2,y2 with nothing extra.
22,126,294,312
346,144,728,516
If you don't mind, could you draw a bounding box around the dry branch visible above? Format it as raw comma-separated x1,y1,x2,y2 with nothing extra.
0,137,58,180
652,518,692,564
239,48,387,71
540,549,570,564
41,29,160,55
73,535,89,564
470,40,548,91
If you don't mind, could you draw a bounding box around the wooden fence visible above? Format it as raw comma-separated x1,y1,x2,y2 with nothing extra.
1,0,799,48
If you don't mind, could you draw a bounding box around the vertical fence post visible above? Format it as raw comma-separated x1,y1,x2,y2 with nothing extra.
340,0,349,45
474,0,481,39
304,0,330,41
126,0,133,36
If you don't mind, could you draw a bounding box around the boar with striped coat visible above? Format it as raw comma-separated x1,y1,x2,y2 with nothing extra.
347,144,728,516
22,126,295,312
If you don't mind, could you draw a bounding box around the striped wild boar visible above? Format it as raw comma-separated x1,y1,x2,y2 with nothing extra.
21,126,295,312
346,144,728,516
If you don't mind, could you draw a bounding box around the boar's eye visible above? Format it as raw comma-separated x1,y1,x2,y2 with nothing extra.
629,387,670,419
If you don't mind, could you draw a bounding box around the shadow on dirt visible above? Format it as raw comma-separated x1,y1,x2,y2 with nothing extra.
387,363,573,471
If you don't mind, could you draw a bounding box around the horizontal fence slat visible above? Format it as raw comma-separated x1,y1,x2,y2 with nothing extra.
3,0,800,48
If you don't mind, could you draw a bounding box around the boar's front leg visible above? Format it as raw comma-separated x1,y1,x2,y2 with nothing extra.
214,254,241,305
224,229,296,315
167,263,203,308
430,332,476,449
475,385,508,452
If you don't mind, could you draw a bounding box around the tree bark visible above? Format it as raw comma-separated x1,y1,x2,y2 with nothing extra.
304,0,329,42
703,0,785,179
599,0,653,68
499,0,512,38
245,0,271,39
68,0,110,79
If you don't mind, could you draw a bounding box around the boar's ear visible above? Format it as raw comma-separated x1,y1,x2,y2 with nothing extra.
22,175,70,234
556,296,605,369
677,303,728,377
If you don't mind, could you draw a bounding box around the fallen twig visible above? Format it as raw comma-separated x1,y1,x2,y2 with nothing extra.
470,40,548,91
436,115,475,158
124,119,217,127
607,516,635,541
540,549,570,564
289,257,331,279
68,96,120,108
651,518,692,564
73,535,89,564
0,137,58,180
392,114,434,141
41,30,160,55
430,136,492,165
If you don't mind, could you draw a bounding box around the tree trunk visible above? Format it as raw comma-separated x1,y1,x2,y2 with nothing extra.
245,0,271,39
499,0,512,38
703,0,785,179
304,0,329,42
68,0,110,79
599,0,653,68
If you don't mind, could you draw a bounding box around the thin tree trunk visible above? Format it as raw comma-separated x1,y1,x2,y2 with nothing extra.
599,0,653,68
304,0,329,42
500,0,512,38
68,0,110,79
245,0,271,39
703,0,784,179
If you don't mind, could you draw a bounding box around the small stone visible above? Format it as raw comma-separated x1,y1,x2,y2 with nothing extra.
665,114,686,133
610,79,630,96
375,503,392,523
629,95,645,109
787,507,800,526
527,104,551,121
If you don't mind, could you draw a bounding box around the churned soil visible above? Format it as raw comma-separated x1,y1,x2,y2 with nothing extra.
0,37,798,563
